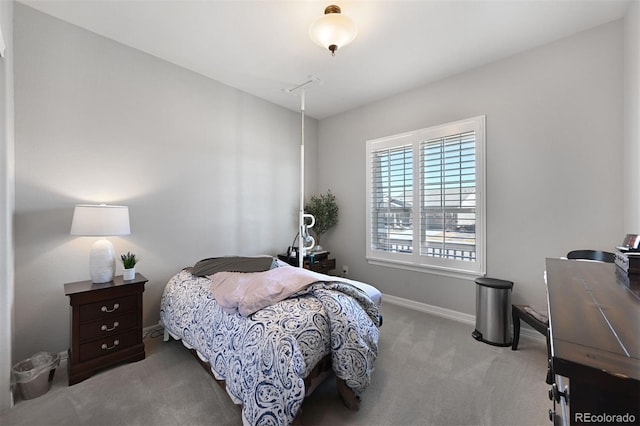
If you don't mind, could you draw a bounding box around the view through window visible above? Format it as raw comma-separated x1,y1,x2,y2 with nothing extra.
366,116,485,276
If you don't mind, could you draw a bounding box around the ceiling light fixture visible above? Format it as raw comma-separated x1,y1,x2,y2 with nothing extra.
309,5,357,56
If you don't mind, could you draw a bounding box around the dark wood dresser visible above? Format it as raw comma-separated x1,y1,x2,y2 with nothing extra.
545,258,639,425
64,274,147,385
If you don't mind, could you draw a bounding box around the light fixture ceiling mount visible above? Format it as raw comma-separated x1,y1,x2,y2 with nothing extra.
309,4,357,56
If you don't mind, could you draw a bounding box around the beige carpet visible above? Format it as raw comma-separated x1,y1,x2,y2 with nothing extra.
1,302,549,425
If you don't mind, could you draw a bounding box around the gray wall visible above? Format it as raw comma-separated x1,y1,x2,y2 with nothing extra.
624,1,640,232
12,4,318,361
9,3,639,366
318,20,625,315
0,0,15,411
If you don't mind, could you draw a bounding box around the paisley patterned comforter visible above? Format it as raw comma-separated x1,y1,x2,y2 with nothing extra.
160,268,380,426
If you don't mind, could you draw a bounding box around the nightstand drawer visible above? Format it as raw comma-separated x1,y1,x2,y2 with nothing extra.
79,329,141,362
79,312,138,342
79,295,138,322
308,258,336,274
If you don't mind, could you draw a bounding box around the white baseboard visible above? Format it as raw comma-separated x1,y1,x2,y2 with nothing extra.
382,293,546,345
383,293,476,324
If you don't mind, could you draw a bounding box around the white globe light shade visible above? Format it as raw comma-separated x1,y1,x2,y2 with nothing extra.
309,9,357,54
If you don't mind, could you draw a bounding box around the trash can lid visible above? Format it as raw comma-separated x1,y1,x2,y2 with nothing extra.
475,277,513,289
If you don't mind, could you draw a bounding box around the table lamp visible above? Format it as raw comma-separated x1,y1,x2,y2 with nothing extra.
70,204,131,283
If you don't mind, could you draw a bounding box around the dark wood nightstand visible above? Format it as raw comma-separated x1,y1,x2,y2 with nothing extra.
277,252,336,274
64,274,147,385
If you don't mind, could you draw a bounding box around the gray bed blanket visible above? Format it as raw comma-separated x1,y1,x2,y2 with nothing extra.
191,255,276,277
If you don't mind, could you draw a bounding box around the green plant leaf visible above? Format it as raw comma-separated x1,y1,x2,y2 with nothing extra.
304,190,339,245
120,251,138,269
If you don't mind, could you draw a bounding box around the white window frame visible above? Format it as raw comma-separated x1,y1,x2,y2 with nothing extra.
365,116,486,279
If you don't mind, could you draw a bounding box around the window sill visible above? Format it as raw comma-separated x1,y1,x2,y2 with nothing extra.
366,257,484,281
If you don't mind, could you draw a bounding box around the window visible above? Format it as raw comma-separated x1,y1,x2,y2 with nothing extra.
366,116,485,277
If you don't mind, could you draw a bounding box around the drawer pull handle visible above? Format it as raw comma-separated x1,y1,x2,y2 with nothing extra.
101,303,120,313
101,321,119,332
101,340,120,350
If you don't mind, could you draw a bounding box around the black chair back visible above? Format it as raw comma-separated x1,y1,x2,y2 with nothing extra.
566,249,615,263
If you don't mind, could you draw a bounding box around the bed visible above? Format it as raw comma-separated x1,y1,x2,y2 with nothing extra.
159,256,381,426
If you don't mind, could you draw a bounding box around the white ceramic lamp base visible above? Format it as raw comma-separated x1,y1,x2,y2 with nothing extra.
89,239,115,283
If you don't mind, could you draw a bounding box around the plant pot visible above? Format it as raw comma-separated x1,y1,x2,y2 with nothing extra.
123,268,135,281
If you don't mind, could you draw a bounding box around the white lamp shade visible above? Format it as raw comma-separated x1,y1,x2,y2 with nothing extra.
70,204,130,236
309,10,357,52
71,204,130,283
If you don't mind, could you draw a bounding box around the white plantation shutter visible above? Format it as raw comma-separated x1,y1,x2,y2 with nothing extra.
370,145,413,253
420,131,476,261
366,117,485,277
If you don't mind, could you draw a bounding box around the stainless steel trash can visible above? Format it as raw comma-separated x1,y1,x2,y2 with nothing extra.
472,277,513,346
11,352,60,400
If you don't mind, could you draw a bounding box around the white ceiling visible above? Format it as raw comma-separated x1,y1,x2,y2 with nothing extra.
18,0,632,120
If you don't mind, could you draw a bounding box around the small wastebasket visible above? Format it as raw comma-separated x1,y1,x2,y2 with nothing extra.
12,352,60,400
472,277,513,347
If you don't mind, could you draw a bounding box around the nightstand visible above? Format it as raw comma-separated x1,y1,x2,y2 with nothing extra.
64,274,147,385
277,252,336,274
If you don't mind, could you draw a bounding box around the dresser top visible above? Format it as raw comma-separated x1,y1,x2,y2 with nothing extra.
546,258,639,381
64,273,148,296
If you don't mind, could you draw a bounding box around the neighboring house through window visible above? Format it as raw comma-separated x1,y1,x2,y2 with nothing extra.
366,116,486,278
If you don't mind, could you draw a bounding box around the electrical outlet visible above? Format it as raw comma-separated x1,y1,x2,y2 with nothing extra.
342,265,349,275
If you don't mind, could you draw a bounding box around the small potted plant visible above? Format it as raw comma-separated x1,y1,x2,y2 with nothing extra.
304,190,339,252
120,251,139,280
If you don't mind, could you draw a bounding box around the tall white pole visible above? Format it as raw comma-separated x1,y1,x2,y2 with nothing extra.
298,90,305,267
